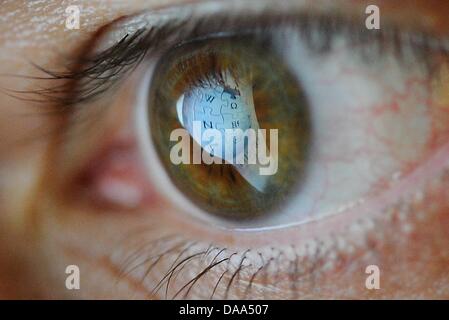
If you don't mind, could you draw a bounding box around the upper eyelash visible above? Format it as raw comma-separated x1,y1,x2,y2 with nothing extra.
17,9,449,114
8,29,149,111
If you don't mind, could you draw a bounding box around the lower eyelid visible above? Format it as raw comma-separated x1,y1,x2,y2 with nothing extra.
62,118,449,298
107,140,449,299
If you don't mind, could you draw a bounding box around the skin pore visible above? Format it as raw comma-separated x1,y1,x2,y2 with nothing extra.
0,0,449,299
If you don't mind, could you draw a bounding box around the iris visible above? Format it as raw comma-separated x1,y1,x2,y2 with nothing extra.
148,35,311,221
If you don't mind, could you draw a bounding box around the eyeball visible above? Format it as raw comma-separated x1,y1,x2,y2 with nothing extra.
146,36,311,222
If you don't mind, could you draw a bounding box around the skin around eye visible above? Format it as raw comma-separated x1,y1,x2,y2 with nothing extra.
1,0,449,300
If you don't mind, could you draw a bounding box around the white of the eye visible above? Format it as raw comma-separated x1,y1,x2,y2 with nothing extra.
270,28,431,224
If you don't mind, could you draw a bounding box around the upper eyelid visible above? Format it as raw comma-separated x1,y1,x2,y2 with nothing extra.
29,4,449,111
103,7,449,55
82,4,449,73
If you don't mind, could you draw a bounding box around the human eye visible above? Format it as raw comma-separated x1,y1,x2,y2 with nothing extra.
2,0,449,300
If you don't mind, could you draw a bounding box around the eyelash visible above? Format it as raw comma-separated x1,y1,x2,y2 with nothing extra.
116,232,329,299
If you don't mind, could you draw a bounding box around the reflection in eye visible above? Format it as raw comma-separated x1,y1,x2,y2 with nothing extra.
149,36,310,221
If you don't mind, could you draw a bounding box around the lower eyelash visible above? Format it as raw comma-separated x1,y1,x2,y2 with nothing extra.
112,179,434,300
114,233,340,299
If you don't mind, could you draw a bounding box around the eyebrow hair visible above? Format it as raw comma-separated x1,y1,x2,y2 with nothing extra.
16,6,449,114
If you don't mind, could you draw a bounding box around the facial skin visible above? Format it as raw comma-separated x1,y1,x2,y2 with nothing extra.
0,0,449,299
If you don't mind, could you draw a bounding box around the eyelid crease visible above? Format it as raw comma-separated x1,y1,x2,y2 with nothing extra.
23,5,449,114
